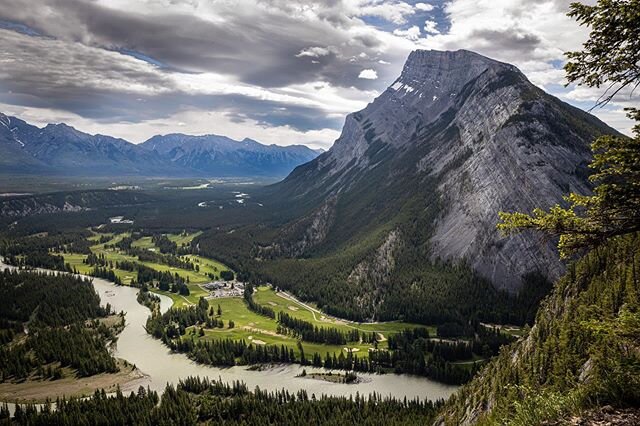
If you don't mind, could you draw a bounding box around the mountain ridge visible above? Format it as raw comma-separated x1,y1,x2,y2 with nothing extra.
0,113,320,178
250,49,618,323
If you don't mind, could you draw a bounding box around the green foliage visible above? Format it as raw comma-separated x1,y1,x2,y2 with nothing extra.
564,0,640,108
0,270,119,381
504,385,581,426
500,0,640,259
9,376,439,425
440,234,640,424
498,132,640,258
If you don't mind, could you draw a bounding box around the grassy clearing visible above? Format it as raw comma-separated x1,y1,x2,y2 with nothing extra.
187,296,377,359
253,286,436,338
62,232,233,287
168,231,202,246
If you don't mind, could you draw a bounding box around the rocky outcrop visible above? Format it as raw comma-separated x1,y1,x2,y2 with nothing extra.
258,196,337,258
348,229,402,317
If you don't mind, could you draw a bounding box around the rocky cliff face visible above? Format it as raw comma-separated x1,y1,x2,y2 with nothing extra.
271,49,615,292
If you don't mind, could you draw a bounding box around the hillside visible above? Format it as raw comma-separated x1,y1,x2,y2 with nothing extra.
438,233,640,425
0,190,154,219
0,113,319,178
243,49,616,323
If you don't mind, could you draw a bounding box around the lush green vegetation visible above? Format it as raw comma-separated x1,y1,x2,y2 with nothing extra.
441,233,640,424
3,376,440,425
0,270,120,382
144,283,512,385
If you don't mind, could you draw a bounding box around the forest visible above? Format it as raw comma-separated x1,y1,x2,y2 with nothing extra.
0,270,120,382
2,376,441,425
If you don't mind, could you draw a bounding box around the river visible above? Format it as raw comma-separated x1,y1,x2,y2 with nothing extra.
2,264,458,412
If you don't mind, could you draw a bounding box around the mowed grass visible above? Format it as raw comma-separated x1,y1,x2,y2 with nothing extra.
60,253,137,285
131,236,154,250
63,232,233,286
252,286,437,338
188,296,380,359
60,232,235,295
168,231,202,246
182,255,228,280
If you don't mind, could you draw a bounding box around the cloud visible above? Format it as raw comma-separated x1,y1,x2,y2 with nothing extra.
415,3,435,12
354,1,416,24
295,46,333,58
0,0,633,149
423,20,440,34
393,25,422,41
358,69,379,79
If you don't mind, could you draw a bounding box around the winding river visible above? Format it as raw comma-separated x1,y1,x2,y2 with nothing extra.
2,263,458,411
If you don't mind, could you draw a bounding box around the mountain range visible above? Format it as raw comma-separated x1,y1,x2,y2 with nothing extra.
0,115,321,178
248,49,617,322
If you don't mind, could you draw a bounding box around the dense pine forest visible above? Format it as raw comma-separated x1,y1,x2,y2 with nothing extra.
440,233,640,424
0,270,120,382
2,376,440,425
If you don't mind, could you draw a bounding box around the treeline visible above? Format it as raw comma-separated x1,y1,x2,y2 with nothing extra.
0,270,110,326
0,231,94,271
151,234,177,254
28,325,118,377
136,287,161,312
128,248,195,271
243,283,275,318
276,312,375,345
4,376,440,425
145,297,210,340
0,231,91,257
0,270,119,382
84,253,190,294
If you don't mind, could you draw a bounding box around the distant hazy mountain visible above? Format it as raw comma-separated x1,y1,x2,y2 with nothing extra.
0,113,320,178
141,134,322,177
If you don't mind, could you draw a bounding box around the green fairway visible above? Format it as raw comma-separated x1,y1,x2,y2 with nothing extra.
60,230,439,362
168,231,202,246
186,295,381,360
253,286,436,337
62,231,233,287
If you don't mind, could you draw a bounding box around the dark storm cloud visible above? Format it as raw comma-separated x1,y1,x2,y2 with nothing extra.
470,28,541,52
0,29,339,133
0,0,388,90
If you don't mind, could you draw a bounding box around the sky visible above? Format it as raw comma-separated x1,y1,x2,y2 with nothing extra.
0,0,636,149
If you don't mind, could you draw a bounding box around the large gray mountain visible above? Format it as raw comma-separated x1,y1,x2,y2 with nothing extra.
0,113,320,178
141,134,321,177
268,49,616,295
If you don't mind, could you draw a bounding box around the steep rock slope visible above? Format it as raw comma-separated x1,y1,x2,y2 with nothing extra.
269,49,614,293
